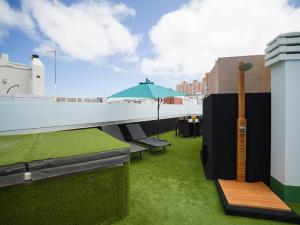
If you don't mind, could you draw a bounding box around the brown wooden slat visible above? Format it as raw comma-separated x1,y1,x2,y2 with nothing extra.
219,179,291,212
236,117,246,181
237,63,247,182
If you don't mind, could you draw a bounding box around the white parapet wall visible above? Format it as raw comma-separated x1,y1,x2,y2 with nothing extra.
265,32,300,203
0,95,202,135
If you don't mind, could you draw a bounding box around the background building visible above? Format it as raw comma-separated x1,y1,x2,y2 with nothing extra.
176,75,208,96
176,80,200,95
176,79,203,95
163,97,183,105
207,55,271,95
0,53,45,95
199,73,209,97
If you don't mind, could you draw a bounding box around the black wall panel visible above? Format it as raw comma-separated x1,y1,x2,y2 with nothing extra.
202,93,271,184
140,118,178,137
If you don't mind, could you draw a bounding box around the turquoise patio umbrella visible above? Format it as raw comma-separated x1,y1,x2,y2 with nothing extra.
110,79,186,136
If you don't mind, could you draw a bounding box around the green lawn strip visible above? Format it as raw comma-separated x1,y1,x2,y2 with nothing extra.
0,128,129,166
112,132,299,225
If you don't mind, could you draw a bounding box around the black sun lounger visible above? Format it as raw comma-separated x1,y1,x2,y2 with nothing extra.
125,123,170,154
102,125,147,159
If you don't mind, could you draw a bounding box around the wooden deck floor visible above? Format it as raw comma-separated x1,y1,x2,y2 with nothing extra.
218,179,291,212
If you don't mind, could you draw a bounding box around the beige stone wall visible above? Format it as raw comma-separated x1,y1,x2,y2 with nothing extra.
208,55,271,95
208,60,219,95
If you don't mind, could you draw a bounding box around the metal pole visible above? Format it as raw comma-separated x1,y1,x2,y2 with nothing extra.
54,50,57,96
157,98,160,138
47,50,57,97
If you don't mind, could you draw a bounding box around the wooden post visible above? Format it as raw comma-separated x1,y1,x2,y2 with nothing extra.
237,62,247,182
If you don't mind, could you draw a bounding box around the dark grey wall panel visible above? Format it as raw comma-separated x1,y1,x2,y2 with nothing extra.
202,93,271,184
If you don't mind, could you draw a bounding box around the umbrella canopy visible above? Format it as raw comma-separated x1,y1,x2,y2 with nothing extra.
110,79,186,138
110,79,185,99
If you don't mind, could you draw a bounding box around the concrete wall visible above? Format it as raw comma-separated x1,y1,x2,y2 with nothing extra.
270,62,286,184
208,61,219,94
0,54,45,95
271,60,300,187
208,55,271,95
266,32,300,202
0,97,202,135
0,66,31,95
284,60,300,186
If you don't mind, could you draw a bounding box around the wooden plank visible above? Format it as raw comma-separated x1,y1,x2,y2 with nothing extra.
219,179,291,212
238,66,246,118
236,118,246,182
237,62,246,182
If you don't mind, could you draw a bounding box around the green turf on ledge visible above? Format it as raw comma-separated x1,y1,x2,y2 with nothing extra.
0,128,130,225
0,128,130,166
0,161,129,225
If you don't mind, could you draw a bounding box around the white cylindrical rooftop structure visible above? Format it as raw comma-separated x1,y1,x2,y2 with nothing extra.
265,32,300,67
265,32,300,203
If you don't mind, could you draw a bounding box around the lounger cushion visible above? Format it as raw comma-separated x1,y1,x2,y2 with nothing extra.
102,125,147,153
135,138,170,147
129,143,147,153
126,124,147,140
102,125,125,141
126,123,170,147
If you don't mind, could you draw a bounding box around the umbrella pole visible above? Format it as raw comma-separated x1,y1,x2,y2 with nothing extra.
157,98,160,138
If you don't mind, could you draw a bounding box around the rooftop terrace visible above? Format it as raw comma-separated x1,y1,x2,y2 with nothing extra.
114,131,300,225
0,127,299,225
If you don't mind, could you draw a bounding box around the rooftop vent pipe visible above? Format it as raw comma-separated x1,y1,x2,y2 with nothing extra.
32,54,39,59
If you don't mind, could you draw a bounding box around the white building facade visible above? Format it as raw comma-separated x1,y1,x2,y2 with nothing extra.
0,53,45,95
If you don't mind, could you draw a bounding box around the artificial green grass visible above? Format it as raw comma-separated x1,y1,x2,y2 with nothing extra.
1,130,299,225
0,128,129,166
111,132,300,225
0,162,129,225
290,203,300,215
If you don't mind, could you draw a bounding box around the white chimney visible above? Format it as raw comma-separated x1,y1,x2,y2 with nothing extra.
0,53,9,66
30,54,45,95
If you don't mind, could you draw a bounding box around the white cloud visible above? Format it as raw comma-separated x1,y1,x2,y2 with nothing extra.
1,0,140,63
34,43,56,55
0,0,35,39
141,0,300,78
110,64,130,74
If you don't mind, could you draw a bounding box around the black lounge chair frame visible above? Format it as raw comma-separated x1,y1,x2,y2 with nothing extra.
126,123,170,155
102,125,147,159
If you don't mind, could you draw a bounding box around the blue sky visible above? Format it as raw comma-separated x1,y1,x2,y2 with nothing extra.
1,0,300,97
